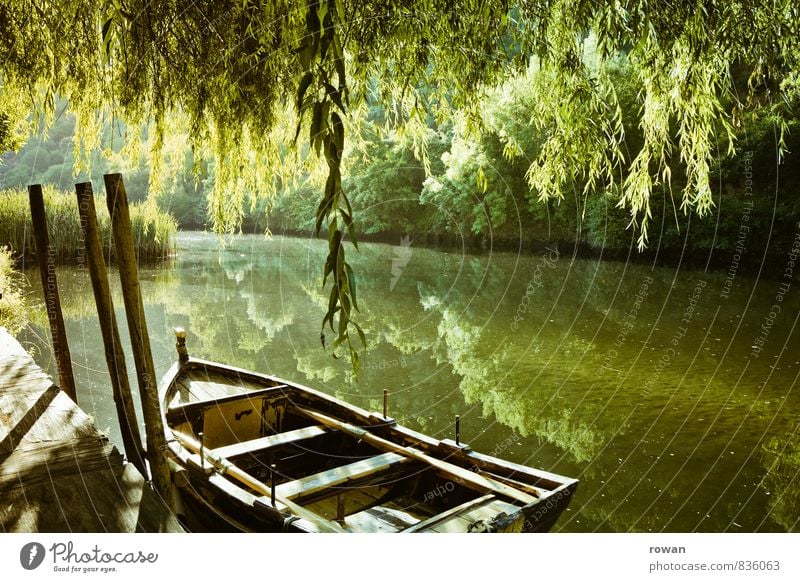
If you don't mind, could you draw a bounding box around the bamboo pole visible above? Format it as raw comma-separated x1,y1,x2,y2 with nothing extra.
75,182,147,475
27,185,77,402
103,173,171,502
294,406,538,505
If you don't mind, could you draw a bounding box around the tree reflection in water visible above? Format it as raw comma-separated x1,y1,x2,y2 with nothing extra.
22,232,800,532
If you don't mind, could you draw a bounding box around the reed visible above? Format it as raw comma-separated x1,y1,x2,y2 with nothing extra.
0,246,27,334
0,186,178,263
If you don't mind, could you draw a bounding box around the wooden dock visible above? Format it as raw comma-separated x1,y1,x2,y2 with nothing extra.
0,328,182,532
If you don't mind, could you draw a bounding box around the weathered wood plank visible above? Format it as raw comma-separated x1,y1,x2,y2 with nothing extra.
0,328,182,532
0,383,59,456
276,452,408,500
172,429,346,532
345,505,420,533
0,460,181,533
165,384,288,425
213,425,327,458
428,498,521,533
0,436,119,489
295,406,538,505
402,494,495,533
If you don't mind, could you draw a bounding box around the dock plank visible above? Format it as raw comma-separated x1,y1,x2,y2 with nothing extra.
0,328,183,533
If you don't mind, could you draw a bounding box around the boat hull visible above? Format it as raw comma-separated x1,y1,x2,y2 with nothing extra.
160,358,578,533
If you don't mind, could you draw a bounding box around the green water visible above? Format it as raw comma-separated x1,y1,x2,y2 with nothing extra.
22,231,800,532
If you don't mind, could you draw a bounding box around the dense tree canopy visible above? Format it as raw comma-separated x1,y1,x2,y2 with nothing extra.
2,0,799,366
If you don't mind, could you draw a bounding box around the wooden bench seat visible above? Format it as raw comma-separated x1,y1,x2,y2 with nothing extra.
276,452,408,500
402,494,494,532
165,384,289,425
212,425,328,458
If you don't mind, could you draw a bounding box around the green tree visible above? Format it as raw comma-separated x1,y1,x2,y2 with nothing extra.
2,0,799,363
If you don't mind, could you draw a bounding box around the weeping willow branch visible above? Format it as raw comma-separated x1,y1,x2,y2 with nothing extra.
1,0,800,369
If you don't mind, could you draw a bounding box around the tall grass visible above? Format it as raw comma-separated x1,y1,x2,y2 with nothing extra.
0,246,27,334
0,186,178,263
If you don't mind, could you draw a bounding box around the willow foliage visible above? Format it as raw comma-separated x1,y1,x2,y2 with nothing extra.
1,0,799,366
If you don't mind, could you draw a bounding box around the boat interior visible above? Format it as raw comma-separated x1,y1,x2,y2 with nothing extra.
164,366,528,532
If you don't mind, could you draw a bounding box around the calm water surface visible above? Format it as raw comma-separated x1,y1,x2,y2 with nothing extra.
23,232,800,532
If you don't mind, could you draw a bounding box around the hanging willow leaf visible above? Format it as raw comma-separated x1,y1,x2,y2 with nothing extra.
310,101,324,155
330,111,344,150
4,0,795,377
296,72,314,112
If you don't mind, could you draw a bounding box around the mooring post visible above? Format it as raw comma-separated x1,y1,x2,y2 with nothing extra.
174,327,189,365
103,173,172,502
28,185,77,402
383,389,388,419
455,415,461,446
75,182,147,475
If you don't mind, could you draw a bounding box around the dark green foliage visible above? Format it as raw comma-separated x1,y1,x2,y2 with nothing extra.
3,0,800,368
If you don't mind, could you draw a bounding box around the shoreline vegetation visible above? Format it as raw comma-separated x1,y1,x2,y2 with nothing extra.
0,246,27,334
0,185,178,264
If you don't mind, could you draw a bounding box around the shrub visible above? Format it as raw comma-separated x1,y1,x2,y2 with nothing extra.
0,246,27,334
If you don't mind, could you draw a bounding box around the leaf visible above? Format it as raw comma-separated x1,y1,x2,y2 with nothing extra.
296,72,314,113
337,303,347,336
332,0,345,21
101,18,114,52
340,205,358,249
327,139,340,165
319,10,334,61
346,263,359,311
297,42,317,70
315,172,336,235
310,101,324,156
353,321,366,349
305,0,321,35
332,36,346,89
350,348,360,380
330,111,344,150
324,83,345,112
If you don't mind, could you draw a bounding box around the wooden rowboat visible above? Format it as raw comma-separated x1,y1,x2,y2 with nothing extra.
160,329,578,533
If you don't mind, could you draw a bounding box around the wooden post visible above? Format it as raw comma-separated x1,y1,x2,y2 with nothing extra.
336,494,345,523
383,389,388,419
103,173,171,502
270,464,277,507
199,432,205,471
174,327,189,364
75,182,147,475
455,415,461,446
28,185,77,402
